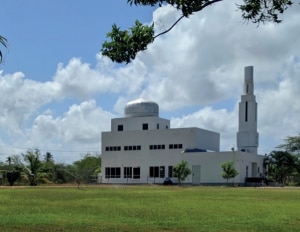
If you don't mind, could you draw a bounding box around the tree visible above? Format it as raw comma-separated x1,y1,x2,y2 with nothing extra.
101,0,297,63
23,149,43,186
173,160,192,185
5,155,23,186
221,161,239,184
0,35,8,63
264,150,298,185
277,134,300,156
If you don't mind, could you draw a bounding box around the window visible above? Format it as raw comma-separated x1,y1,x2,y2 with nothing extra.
162,145,165,149
160,166,165,178
149,166,165,178
118,125,123,131
125,145,141,151
124,167,132,179
105,167,121,178
143,123,148,130
106,146,121,152
133,167,140,179
157,123,159,129
168,166,173,178
245,101,248,122
150,145,153,150
169,144,183,149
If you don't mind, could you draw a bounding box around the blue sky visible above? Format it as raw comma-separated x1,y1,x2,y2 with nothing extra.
1,1,300,163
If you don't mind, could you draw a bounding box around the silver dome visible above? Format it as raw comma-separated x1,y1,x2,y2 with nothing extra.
124,98,159,117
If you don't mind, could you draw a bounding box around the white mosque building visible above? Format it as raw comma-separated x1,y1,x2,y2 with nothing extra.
99,66,264,185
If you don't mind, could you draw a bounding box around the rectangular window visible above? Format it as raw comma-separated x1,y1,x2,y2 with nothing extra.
168,166,173,178
105,167,121,178
149,145,153,150
245,101,248,122
109,147,113,151
149,166,159,178
174,144,178,149
105,147,109,151
162,145,165,149
160,166,165,178
133,167,140,179
129,146,133,150
137,145,141,150
157,123,159,129
118,125,123,131
154,145,157,150
178,144,183,149
117,146,121,151
124,167,132,179
124,146,128,151
169,144,173,149
143,123,148,130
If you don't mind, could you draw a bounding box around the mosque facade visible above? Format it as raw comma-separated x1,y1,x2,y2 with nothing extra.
99,66,264,185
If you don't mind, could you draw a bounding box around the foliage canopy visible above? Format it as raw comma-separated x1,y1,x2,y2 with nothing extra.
101,0,298,63
173,160,192,185
221,161,239,183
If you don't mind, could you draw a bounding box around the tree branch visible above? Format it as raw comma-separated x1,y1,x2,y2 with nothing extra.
153,0,223,39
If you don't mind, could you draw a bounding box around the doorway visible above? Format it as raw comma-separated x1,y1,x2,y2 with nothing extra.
192,165,201,185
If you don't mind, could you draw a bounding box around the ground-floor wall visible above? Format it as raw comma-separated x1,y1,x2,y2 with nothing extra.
99,151,264,185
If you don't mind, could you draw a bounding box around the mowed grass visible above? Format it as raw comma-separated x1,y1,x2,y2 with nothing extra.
0,185,300,232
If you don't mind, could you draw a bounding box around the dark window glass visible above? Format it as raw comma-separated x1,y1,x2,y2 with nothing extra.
133,167,140,179
105,147,109,151
124,146,128,151
154,145,157,150
109,147,113,151
179,144,183,149
168,166,173,178
158,145,161,149
162,145,165,149
116,168,121,178
143,123,148,130
169,144,173,149
118,125,123,131
118,146,121,151
160,166,165,178
150,145,153,150
137,145,141,150
129,146,133,150
133,146,137,150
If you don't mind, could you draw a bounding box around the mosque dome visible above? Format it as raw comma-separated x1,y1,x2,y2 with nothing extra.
124,98,159,117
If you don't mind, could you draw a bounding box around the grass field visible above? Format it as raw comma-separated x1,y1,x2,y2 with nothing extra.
0,185,299,232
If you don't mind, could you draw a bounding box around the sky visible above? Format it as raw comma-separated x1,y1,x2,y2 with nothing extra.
1,1,300,163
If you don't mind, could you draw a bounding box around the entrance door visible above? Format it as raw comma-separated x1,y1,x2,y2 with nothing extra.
192,165,201,185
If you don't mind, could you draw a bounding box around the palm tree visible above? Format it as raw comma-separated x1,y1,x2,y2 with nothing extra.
0,35,8,63
23,149,42,186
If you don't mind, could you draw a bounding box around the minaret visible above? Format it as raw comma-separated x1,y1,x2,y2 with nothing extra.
237,66,259,154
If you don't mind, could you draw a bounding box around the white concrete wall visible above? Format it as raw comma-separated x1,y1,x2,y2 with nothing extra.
111,116,170,131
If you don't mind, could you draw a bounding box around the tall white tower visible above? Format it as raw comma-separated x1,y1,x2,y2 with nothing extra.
237,66,259,154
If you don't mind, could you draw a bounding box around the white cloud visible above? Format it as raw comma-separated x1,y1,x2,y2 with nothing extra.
1,1,300,162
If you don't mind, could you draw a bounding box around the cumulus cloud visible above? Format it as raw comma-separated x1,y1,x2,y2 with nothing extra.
1,1,300,162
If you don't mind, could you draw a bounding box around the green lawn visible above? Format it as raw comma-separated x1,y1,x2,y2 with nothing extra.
0,185,299,231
